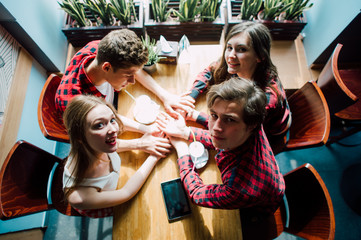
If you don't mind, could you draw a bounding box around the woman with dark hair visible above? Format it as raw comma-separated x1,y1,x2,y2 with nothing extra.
62,95,163,218
183,22,291,148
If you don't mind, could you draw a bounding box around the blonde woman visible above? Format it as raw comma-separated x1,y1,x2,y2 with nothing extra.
62,95,163,218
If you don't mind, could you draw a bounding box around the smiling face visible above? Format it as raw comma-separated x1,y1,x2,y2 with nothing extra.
208,98,254,150
85,104,119,155
224,32,261,80
105,65,141,91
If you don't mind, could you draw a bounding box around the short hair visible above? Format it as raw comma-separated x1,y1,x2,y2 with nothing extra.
207,77,267,129
97,29,148,71
63,95,123,197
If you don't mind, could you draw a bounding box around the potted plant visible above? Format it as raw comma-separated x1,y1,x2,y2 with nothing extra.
239,0,262,20
280,0,313,21
109,0,138,25
172,0,200,22
83,0,114,26
144,0,225,42
58,0,91,27
226,0,313,41
199,0,223,22
150,0,173,22
141,35,164,74
258,0,292,21
59,0,144,47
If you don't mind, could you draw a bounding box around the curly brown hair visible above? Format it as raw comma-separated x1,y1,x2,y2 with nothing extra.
97,29,148,71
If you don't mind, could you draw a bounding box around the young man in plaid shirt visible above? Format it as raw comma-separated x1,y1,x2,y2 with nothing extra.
159,77,285,214
55,29,194,158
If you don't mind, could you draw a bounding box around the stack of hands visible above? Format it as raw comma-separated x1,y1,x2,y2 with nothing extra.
141,102,201,159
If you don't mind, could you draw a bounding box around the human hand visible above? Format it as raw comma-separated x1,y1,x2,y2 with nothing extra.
185,108,200,122
137,132,172,158
157,112,190,140
162,92,195,119
168,136,190,157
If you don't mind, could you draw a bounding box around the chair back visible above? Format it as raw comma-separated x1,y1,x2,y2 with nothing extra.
283,163,335,240
0,140,80,219
286,81,330,150
317,43,358,115
38,74,69,143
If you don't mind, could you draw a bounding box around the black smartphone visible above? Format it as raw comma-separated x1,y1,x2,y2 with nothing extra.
161,178,192,222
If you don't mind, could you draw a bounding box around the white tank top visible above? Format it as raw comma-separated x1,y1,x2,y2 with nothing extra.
63,152,121,191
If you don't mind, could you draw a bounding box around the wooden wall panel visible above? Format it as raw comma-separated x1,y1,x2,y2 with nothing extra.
0,48,32,167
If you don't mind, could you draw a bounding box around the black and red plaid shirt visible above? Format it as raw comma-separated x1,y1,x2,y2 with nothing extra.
189,62,291,135
178,126,285,213
55,40,105,114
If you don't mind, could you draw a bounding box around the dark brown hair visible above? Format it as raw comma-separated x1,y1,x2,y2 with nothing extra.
214,22,278,90
97,29,148,71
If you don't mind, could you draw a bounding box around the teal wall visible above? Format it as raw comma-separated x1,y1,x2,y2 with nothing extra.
302,0,361,66
1,0,68,71
0,0,68,235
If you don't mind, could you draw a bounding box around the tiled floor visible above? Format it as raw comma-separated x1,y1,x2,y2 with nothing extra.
43,124,361,240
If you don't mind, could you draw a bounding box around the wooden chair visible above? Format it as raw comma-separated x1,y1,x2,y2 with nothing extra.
0,140,80,220
317,43,361,144
241,163,335,240
37,73,69,143
281,163,335,239
277,81,330,152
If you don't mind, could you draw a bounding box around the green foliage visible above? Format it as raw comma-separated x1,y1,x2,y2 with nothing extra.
83,0,114,26
199,0,222,22
240,0,263,20
109,0,138,25
141,35,163,66
58,0,89,27
261,0,292,20
151,0,172,22
282,0,313,21
172,0,200,22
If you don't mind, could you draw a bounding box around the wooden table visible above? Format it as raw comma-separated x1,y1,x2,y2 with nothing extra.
113,45,243,240
112,43,309,239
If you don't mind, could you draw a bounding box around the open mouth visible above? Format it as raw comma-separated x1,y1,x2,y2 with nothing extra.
106,137,117,144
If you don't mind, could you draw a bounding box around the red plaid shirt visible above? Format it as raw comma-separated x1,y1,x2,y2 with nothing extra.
178,126,285,213
189,62,291,135
55,41,105,114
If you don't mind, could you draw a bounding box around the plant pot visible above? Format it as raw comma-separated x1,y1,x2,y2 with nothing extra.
143,64,157,74
144,0,226,42
61,1,144,47
226,0,307,41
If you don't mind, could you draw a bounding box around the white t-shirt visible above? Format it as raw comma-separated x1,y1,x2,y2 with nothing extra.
95,82,114,104
63,152,121,191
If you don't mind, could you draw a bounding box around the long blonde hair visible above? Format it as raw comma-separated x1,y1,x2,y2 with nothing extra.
62,95,123,198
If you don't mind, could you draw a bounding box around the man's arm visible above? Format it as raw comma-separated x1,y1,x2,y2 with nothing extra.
135,69,194,118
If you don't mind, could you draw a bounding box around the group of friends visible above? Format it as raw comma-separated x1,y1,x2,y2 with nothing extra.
58,22,291,219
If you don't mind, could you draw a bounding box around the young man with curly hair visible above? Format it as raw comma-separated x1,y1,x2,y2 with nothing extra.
55,29,191,157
